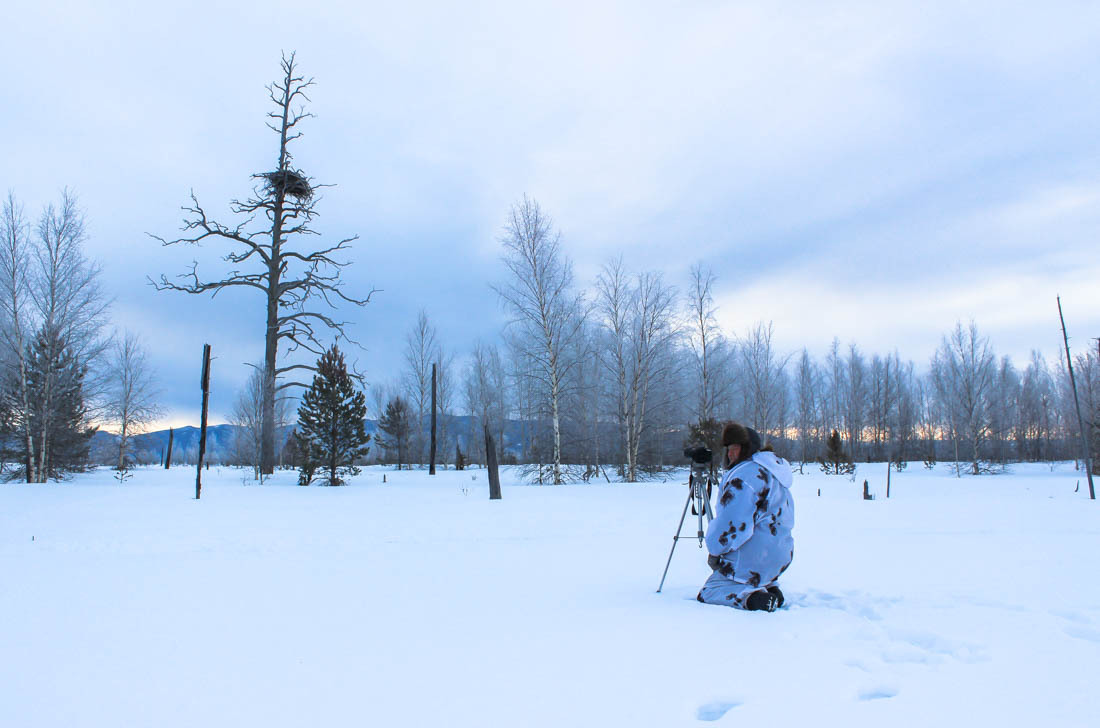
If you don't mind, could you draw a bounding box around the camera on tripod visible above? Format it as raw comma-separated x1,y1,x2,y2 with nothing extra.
683,446,713,465
657,445,718,593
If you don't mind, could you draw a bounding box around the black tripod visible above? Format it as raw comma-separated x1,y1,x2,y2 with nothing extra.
657,452,717,593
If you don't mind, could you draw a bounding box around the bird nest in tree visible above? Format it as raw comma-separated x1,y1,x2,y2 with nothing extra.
260,169,313,201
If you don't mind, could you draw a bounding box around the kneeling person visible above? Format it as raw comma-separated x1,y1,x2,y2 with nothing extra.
698,423,794,612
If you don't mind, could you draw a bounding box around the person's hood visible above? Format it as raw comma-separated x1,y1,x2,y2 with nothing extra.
751,450,793,489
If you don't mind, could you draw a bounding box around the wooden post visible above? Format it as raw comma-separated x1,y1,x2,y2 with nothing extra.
196,344,211,500
1057,297,1096,499
485,424,501,500
429,363,437,475
886,462,891,498
164,427,174,469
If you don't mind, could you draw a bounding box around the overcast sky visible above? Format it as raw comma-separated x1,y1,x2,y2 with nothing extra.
5,1,1099,426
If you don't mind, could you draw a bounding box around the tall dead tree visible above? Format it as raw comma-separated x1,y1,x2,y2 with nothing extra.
152,52,375,475
1057,297,1095,499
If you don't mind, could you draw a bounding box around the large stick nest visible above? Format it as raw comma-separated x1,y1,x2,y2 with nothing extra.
260,169,313,201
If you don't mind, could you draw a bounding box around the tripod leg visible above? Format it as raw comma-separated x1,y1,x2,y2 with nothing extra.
657,489,695,593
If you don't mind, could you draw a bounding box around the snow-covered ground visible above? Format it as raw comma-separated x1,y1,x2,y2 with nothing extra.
1,462,1096,727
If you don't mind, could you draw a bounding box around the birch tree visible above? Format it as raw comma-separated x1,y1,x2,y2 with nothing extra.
595,261,679,481
494,196,584,484
0,192,34,480
2,190,108,481
794,348,820,470
105,332,161,470
403,310,438,465
433,348,456,467
932,321,996,474
738,321,791,441
687,263,730,425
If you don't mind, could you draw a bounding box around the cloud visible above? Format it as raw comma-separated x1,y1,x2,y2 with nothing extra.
3,1,1099,421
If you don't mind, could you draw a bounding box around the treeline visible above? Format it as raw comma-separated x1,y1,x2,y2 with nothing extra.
372,198,1098,482
0,191,160,480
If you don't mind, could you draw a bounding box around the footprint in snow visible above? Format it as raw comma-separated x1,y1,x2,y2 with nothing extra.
696,701,740,721
1064,625,1100,643
1051,609,1091,625
857,686,898,701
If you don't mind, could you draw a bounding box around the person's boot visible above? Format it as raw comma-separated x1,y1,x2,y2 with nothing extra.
745,589,778,612
766,585,785,609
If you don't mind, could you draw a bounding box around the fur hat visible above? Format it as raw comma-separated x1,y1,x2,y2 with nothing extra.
721,422,763,459
721,422,750,448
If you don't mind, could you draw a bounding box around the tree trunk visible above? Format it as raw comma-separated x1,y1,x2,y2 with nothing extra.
485,424,501,500
550,371,562,485
196,344,211,499
117,421,128,471
429,363,437,476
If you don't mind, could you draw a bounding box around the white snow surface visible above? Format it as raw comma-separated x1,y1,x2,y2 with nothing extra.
2,463,1097,727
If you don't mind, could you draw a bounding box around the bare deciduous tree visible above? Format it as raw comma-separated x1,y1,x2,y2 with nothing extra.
687,263,730,424
152,52,376,476
105,331,161,470
596,261,679,481
1,190,108,481
403,310,438,465
433,348,456,467
737,321,791,442
494,196,585,484
0,191,34,480
932,321,996,475
794,348,820,471
231,365,291,479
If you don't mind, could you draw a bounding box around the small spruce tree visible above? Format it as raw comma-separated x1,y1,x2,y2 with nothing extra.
377,396,412,470
295,345,370,486
8,326,97,480
821,428,855,475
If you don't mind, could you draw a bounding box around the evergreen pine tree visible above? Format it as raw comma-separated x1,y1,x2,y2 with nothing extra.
377,396,412,470
295,345,370,486
13,326,96,479
821,428,854,475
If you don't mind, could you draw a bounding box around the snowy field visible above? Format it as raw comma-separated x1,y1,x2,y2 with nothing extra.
1,462,1097,727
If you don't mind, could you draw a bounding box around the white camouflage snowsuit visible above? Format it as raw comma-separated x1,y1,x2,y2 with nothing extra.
699,451,795,608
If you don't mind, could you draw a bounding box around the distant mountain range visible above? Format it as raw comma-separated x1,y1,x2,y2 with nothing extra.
88,416,533,466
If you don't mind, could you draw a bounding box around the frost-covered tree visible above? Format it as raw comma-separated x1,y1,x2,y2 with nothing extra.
687,263,730,425
932,321,996,475
104,332,161,471
295,345,370,486
494,196,585,484
843,344,869,462
594,260,679,481
794,349,820,470
403,310,438,465
988,356,1020,466
737,321,790,443
0,191,107,481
